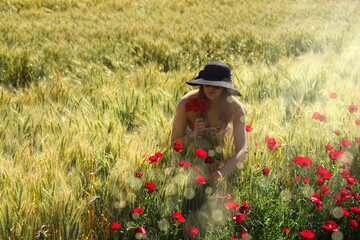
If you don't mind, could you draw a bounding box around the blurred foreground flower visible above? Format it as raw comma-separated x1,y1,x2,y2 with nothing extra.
300,229,315,239
111,222,120,230
262,168,270,175
265,137,281,150
325,144,333,151
239,227,249,238
173,212,186,222
205,157,214,164
132,208,144,214
232,213,247,223
134,227,146,238
187,226,199,236
219,193,232,199
195,149,207,158
329,92,337,98
173,140,183,152
348,104,357,114
144,182,156,193
321,221,339,231
239,202,251,214
225,202,239,209
195,175,206,184
349,219,358,229
293,157,312,168
245,125,253,132
179,160,191,167
341,139,351,147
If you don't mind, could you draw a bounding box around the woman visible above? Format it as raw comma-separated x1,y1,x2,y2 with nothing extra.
171,61,248,182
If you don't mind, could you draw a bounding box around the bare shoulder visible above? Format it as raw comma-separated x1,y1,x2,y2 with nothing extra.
177,90,199,108
228,97,245,120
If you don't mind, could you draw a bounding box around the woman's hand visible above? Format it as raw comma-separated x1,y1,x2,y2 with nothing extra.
194,118,207,136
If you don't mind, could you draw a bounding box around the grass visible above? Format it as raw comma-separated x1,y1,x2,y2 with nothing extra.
1,0,360,239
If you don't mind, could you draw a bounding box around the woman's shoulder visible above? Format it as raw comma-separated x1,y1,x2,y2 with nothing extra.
227,96,245,119
177,90,199,107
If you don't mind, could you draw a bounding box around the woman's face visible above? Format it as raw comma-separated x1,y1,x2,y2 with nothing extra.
203,85,224,100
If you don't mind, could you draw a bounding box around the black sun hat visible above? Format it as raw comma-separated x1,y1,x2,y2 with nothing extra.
186,61,241,96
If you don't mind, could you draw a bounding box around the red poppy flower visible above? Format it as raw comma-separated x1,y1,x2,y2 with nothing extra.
262,168,270,175
264,137,281,151
355,138,360,143
342,208,350,216
239,227,249,238
245,125,253,132
148,155,160,164
312,112,321,119
133,208,144,214
111,222,120,230
225,202,239,209
339,169,350,179
179,160,191,167
230,238,239,240
195,175,206,184
173,212,186,222
356,119,360,125
324,172,333,180
205,157,214,164
349,220,358,229
350,206,360,215
329,92,337,98
294,176,301,182
322,221,339,231
185,98,210,115
219,193,232,199
348,104,357,114
341,139,351,147
284,228,289,233
255,143,259,147
193,166,201,172
155,152,163,158
195,149,207,158
232,213,247,223
310,192,322,202
317,177,325,187
293,157,312,168
319,114,327,122
310,192,323,209
239,202,251,214
303,177,309,184
316,166,329,177
173,140,183,152
187,226,199,236
329,150,347,160
136,172,143,178
300,230,315,239
134,227,146,237
347,176,356,186
325,144,333,151
321,186,330,194
144,182,156,193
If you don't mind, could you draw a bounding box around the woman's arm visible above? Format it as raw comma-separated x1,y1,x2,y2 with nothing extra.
171,99,192,146
210,101,248,181
171,94,206,146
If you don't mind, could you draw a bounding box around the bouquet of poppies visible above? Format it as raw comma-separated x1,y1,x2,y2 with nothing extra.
185,98,210,116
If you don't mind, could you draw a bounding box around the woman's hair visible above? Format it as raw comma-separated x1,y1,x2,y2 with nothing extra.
198,86,233,124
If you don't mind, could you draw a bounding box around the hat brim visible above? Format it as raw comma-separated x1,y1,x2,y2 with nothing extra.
186,79,242,96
